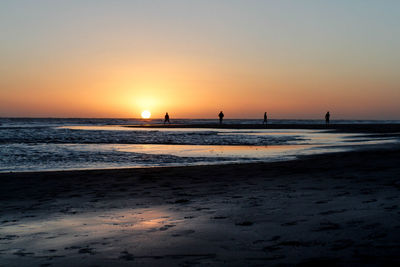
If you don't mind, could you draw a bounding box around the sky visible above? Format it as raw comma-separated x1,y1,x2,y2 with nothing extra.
1,0,399,119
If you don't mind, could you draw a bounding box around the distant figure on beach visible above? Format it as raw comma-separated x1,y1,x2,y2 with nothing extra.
218,111,224,124
263,112,268,124
164,112,170,124
325,111,330,125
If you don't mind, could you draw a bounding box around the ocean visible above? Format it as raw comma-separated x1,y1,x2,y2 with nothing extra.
1,118,399,172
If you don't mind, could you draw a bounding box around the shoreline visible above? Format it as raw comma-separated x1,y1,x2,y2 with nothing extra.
1,146,400,265
124,123,400,133
2,124,399,174
0,144,397,177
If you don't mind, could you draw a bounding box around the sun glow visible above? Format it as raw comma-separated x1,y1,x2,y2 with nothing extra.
141,110,151,119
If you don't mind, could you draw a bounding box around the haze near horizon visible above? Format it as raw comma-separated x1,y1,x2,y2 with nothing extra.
1,1,399,119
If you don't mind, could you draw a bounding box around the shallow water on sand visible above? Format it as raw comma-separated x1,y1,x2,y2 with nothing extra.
1,119,398,172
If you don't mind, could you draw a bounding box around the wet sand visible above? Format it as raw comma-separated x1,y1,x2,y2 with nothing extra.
1,145,400,266
126,123,400,133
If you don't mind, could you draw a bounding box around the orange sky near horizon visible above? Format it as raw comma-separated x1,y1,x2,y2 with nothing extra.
1,1,399,119
2,55,398,119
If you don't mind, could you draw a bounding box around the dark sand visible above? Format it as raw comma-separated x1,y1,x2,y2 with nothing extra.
1,145,400,266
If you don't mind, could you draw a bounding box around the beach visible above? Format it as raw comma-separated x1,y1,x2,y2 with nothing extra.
3,121,399,173
125,123,400,133
1,144,400,266
3,0,400,265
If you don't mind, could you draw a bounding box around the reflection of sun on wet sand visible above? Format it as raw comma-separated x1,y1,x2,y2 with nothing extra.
124,123,400,133
1,145,400,265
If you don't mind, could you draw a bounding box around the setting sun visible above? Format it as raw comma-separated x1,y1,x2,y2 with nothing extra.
2,2,400,266
141,110,151,119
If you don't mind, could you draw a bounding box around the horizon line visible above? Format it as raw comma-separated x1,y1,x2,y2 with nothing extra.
0,116,399,121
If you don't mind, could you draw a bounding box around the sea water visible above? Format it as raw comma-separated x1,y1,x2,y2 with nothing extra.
0,118,399,172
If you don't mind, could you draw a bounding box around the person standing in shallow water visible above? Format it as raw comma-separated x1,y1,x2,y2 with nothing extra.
325,111,330,125
218,111,224,124
164,112,170,124
263,112,268,124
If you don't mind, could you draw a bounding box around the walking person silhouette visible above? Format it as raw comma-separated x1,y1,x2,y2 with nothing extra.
325,111,330,126
218,111,224,124
263,112,268,128
263,112,268,124
164,112,170,124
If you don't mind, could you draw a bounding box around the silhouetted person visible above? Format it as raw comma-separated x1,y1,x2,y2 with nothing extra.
263,112,268,124
218,111,224,124
325,111,330,125
164,112,170,124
